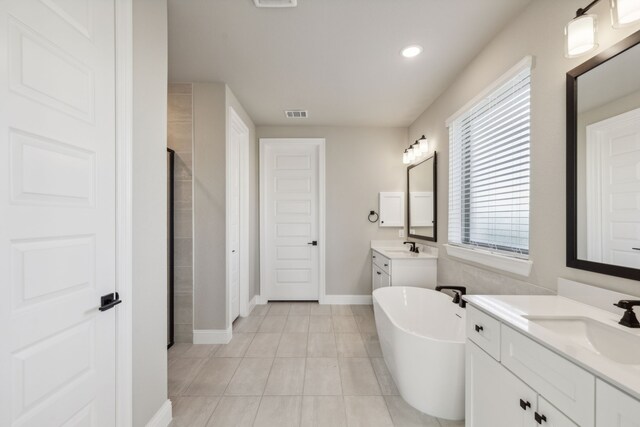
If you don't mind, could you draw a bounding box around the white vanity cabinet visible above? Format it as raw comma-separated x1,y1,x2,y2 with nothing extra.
596,380,640,426
466,304,640,427
371,249,437,291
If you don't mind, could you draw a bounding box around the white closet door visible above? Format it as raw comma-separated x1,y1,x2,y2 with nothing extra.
0,0,118,425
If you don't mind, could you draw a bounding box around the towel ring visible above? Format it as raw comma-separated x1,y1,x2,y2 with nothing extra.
368,210,379,223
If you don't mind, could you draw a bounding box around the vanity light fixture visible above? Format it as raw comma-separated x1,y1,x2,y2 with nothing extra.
403,149,410,165
418,135,429,153
611,0,640,27
565,1,599,58
565,0,640,57
407,146,415,162
401,45,423,58
412,140,422,157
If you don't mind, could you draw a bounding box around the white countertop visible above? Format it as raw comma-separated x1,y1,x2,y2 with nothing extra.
371,247,437,260
464,294,640,400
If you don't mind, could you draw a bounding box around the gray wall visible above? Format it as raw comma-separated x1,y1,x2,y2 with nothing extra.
193,83,227,331
192,83,256,331
132,0,168,424
408,0,640,297
256,126,409,295
168,83,194,343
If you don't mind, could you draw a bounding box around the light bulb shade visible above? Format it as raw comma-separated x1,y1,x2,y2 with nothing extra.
565,14,598,58
419,136,428,152
611,0,640,27
407,147,415,161
402,151,410,164
413,142,422,156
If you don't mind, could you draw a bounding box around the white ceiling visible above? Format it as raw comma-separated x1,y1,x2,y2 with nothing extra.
168,0,532,127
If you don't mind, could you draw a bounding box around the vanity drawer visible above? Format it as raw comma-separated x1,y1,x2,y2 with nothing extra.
501,325,595,427
466,305,501,361
371,251,391,274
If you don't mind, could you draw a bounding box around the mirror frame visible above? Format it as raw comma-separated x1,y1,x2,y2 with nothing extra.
566,29,640,281
407,152,437,242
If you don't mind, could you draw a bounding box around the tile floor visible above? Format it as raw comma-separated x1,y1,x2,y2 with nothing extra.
168,302,465,427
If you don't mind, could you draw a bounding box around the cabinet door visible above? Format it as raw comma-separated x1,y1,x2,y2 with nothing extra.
372,266,382,290
537,397,578,427
379,192,405,227
596,380,640,427
380,271,391,287
467,341,537,427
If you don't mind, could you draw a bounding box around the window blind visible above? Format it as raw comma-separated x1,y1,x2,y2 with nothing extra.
448,65,531,258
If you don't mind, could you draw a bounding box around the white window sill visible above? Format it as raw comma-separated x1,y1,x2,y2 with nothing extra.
444,244,533,277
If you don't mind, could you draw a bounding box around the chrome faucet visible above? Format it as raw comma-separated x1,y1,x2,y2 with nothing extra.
614,300,640,328
403,241,419,253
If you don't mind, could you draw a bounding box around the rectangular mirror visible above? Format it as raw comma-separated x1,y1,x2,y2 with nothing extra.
408,152,437,241
567,29,640,281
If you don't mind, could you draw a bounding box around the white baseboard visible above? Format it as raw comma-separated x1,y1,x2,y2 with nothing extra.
322,294,372,305
193,327,232,344
256,294,268,305
145,399,172,427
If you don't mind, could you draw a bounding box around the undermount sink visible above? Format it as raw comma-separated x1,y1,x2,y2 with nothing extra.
524,316,640,365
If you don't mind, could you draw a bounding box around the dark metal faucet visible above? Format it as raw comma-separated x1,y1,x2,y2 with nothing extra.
614,300,640,328
436,285,467,308
403,241,419,253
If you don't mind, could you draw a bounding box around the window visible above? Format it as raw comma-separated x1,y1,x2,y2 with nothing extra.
448,59,531,259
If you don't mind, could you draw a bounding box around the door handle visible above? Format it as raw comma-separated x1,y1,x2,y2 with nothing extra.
308,241,318,246
99,292,122,312
633,248,640,251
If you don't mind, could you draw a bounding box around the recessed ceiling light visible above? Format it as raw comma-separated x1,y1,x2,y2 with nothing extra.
401,45,423,58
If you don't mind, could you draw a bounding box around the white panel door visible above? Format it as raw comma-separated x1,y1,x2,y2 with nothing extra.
262,140,321,300
587,108,640,268
0,1,117,426
228,112,241,322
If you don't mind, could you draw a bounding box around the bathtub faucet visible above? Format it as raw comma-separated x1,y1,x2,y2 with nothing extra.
435,286,467,308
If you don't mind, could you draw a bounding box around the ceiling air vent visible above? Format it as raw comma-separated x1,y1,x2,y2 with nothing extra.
285,110,308,119
253,0,297,8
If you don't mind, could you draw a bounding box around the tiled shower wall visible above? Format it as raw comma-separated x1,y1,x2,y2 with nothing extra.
168,83,193,343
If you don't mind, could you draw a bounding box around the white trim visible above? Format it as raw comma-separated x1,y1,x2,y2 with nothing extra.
585,121,603,261
256,295,268,305
444,244,533,277
246,295,258,316
259,138,326,303
193,328,233,344
226,107,250,325
322,295,373,305
115,0,133,426
144,399,172,427
446,56,533,126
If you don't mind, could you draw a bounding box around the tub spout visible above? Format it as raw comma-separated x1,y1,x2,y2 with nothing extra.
435,285,467,308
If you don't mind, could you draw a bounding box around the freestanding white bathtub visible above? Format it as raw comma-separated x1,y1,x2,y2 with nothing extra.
373,286,466,421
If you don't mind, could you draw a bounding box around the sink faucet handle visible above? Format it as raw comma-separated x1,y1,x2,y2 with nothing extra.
614,300,640,328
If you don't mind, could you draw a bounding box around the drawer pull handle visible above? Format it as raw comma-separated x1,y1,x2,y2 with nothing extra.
384,263,388,267
474,324,484,333
534,412,547,424
377,271,382,275
519,399,531,411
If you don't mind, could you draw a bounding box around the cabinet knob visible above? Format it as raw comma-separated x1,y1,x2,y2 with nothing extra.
384,263,388,267
474,324,484,333
377,271,382,275
534,412,547,424
519,399,531,411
